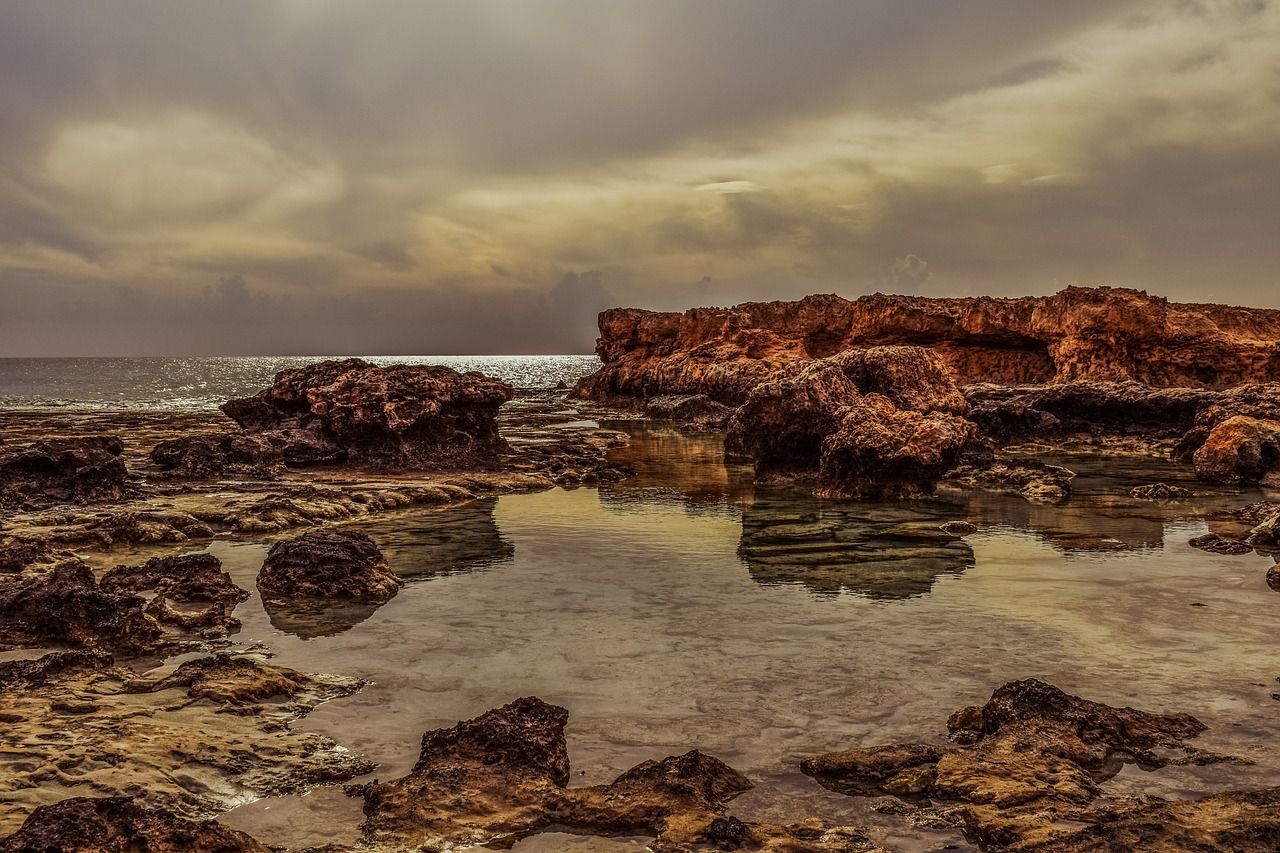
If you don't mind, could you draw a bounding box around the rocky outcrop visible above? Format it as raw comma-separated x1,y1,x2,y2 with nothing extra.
802,678,1252,850
0,797,270,853
575,287,1280,405
150,429,343,478
0,560,162,655
257,529,402,604
725,347,977,497
101,553,248,635
357,696,873,852
0,436,128,512
1191,416,1280,486
220,358,513,470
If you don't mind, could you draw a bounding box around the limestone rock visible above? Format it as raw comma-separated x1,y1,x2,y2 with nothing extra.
257,529,402,604
0,436,128,512
221,358,513,469
1192,415,1280,485
1130,482,1192,501
101,553,248,633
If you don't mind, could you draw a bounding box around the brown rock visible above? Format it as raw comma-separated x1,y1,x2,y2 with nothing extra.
221,358,513,469
1192,415,1280,485
0,560,162,655
0,436,128,512
0,797,270,853
150,428,344,478
946,459,1076,504
1130,482,1192,500
574,287,1280,406
0,535,50,574
102,553,248,633
1189,533,1255,556
0,650,114,693
257,529,402,604
644,394,735,428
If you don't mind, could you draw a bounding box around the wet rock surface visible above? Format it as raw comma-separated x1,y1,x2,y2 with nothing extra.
0,796,270,853
356,696,880,852
0,652,371,835
1130,482,1192,500
1189,533,1256,556
101,553,248,635
802,678,1259,851
0,436,128,511
945,459,1076,504
257,528,402,604
221,357,514,469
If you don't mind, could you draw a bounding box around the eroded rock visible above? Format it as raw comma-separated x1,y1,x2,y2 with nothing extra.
1130,482,1192,501
645,394,735,429
258,529,402,604
1192,415,1280,485
0,436,128,512
102,553,248,634
1189,533,1255,556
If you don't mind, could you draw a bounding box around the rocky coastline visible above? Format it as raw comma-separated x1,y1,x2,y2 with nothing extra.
3,291,1280,851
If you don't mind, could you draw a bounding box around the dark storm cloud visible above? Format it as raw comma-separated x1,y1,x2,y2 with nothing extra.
0,0,1277,354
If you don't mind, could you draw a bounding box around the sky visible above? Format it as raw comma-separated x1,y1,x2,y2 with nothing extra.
1,0,1277,355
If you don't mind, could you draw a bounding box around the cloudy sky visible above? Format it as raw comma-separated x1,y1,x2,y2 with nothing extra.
1,0,1277,355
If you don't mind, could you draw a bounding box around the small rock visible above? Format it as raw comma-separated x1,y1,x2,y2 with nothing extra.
939,521,978,536
1189,533,1254,556
1130,482,1192,500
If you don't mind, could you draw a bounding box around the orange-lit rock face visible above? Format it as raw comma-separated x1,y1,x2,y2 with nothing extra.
574,286,1280,404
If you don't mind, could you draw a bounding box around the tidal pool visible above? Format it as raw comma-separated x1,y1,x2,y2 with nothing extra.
97,424,1280,851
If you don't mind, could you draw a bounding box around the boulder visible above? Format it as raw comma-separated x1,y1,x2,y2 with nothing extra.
0,797,270,853
221,358,513,469
0,436,127,511
1192,416,1280,485
257,529,402,604
0,560,162,655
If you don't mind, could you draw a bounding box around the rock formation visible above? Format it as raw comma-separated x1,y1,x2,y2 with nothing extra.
101,553,248,635
219,357,513,469
801,678,1270,851
0,436,128,512
257,528,402,604
356,696,876,852
1191,416,1280,486
724,347,977,497
575,287,1280,405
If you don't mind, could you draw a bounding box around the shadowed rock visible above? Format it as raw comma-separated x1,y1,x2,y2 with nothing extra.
645,394,734,429
0,436,127,512
150,429,344,478
802,678,1258,850
258,529,402,604
0,650,114,693
0,797,270,853
221,358,513,469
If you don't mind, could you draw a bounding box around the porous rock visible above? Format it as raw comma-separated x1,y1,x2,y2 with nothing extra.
101,553,248,633
0,436,128,511
257,529,402,604
1192,416,1280,485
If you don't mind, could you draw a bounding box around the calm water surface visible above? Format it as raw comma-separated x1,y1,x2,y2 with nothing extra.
83,425,1280,851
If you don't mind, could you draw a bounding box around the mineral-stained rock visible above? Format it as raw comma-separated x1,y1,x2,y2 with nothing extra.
0,436,128,512
724,347,975,496
1174,383,1280,460
1130,482,1192,500
1189,533,1255,555
574,287,1280,406
221,358,513,469
101,553,248,633
258,529,402,604
1191,415,1280,485
644,394,735,429
0,560,162,655
358,696,872,852
802,678,1239,850
0,796,271,853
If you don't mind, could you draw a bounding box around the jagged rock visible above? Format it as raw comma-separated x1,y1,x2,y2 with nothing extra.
48,510,214,548
1130,482,1192,500
0,436,128,512
0,797,270,853
940,521,978,536
258,529,402,604
0,560,162,655
1189,533,1255,555
101,554,248,633
645,395,734,428
150,428,344,478
1245,505,1280,550
803,678,1238,850
1174,383,1280,460
574,287,1280,406
1192,416,1280,485
725,347,975,497
357,697,871,852
221,358,513,469
0,650,114,693
945,459,1075,504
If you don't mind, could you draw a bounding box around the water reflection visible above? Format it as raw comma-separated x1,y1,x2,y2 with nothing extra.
265,499,515,639
740,490,975,599
598,422,753,514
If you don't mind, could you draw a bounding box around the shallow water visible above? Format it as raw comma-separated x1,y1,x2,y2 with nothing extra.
89,425,1280,851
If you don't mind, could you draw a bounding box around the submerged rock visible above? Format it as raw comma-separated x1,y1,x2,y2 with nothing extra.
0,436,128,512
257,529,402,604
357,696,872,852
802,678,1250,850
945,459,1076,504
0,797,270,853
221,357,513,469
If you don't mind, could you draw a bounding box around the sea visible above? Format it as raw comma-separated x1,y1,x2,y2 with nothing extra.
0,355,602,411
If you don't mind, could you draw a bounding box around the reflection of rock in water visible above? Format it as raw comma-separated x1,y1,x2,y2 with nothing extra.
738,491,974,599
263,499,514,639
263,598,385,640
598,423,753,515
362,498,515,580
